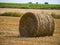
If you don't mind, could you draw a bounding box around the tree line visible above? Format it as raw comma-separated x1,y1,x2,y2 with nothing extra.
28,2,48,4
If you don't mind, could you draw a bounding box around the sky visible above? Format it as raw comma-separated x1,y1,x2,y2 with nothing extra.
0,0,60,4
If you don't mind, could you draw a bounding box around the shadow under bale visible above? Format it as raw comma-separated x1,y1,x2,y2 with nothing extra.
19,12,55,37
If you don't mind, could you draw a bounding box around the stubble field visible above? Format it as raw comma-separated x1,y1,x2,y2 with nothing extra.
0,8,60,45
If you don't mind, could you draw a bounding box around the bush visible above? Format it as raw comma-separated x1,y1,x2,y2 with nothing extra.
0,12,23,17
51,13,60,19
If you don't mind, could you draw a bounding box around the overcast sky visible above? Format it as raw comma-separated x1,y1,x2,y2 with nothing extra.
0,0,60,4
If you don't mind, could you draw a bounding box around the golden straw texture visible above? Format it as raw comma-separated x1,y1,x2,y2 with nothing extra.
19,12,55,37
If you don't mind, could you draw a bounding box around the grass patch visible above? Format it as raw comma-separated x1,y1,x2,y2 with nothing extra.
0,3,60,9
0,12,60,19
0,12,23,17
51,13,60,19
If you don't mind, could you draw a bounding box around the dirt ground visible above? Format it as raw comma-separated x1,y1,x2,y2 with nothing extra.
0,8,60,45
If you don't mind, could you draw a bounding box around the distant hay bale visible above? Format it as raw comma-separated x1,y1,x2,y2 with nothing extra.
19,12,55,37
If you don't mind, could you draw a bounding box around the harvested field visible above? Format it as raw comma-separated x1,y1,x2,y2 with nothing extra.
0,8,60,15
0,8,60,45
0,16,60,45
0,16,20,36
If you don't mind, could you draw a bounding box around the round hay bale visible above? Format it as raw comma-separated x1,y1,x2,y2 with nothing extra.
19,12,55,37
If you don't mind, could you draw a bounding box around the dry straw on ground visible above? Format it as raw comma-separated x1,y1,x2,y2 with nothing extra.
19,12,55,37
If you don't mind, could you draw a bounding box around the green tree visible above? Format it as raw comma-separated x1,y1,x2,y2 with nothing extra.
29,2,32,4
45,2,48,4
36,2,38,4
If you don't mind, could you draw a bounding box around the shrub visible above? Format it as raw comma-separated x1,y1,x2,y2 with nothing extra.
0,12,23,17
51,13,60,19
